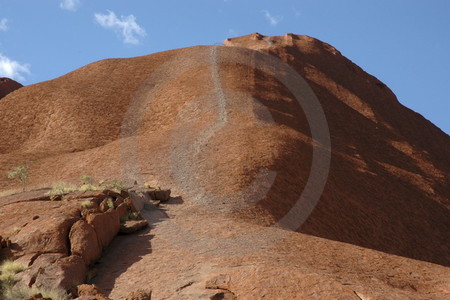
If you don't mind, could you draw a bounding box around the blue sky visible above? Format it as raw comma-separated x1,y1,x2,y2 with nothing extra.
0,0,449,134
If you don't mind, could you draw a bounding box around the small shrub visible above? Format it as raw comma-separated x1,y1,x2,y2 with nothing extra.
107,180,126,192
143,182,153,189
2,285,71,300
131,212,141,220
0,260,71,300
80,175,92,185
79,176,105,191
121,211,141,223
79,184,102,192
47,182,77,198
80,199,94,209
106,198,114,209
0,260,26,290
144,182,161,190
7,166,28,192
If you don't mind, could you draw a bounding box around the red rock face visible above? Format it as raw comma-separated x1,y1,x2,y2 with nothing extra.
1,33,447,267
0,77,22,99
0,33,449,299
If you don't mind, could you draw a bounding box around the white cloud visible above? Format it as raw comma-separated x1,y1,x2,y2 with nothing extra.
262,10,282,26
0,54,30,82
0,18,8,31
60,0,80,11
95,10,146,45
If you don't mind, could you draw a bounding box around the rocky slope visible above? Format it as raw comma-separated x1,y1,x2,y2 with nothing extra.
0,33,449,299
0,187,154,297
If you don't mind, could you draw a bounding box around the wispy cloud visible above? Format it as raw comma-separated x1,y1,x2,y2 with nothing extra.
0,54,30,81
0,18,8,31
94,10,146,45
262,10,282,26
60,0,80,11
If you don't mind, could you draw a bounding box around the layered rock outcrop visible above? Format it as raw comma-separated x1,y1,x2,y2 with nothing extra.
0,188,152,295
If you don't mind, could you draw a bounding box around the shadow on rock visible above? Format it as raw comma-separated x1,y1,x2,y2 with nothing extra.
91,227,154,296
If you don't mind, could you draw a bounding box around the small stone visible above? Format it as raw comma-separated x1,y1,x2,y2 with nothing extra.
151,200,161,207
154,189,171,202
119,220,149,234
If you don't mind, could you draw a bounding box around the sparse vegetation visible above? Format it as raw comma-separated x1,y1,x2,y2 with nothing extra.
7,166,29,192
106,197,114,209
0,259,71,300
80,199,94,209
45,177,127,199
79,175,103,191
78,176,127,193
0,260,26,294
79,183,101,192
144,182,160,190
80,175,92,185
2,285,71,300
47,182,77,198
121,211,140,222
107,180,126,192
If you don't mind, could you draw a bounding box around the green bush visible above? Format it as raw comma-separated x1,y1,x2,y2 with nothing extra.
80,199,94,209
7,166,29,192
47,178,127,200
107,180,126,192
106,197,114,209
121,211,141,222
0,260,26,292
79,183,102,192
47,182,77,198
2,285,71,300
80,175,92,185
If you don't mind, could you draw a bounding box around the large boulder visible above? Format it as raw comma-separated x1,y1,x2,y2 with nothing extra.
1,201,80,256
18,253,66,287
116,203,128,220
86,210,120,249
69,220,102,266
33,255,87,292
